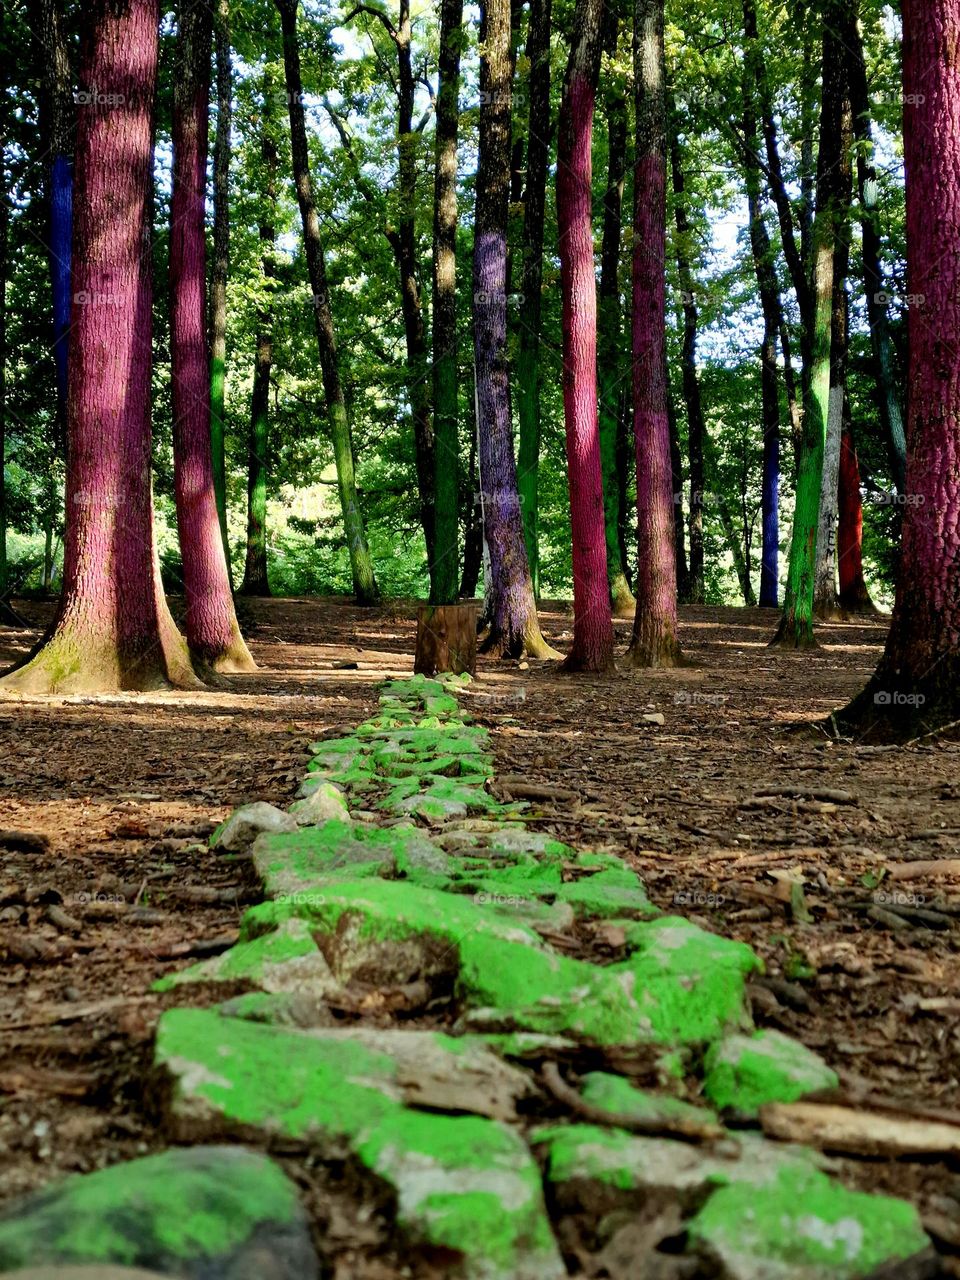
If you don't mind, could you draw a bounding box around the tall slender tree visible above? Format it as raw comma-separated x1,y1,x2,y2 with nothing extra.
557,0,613,671
2,0,197,692
839,0,960,733
670,137,706,604
276,0,378,604
772,3,844,648
430,0,463,605
169,0,254,672
209,0,233,575
597,4,634,615
842,0,906,495
240,73,279,599
628,0,681,667
515,0,552,594
474,0,556,658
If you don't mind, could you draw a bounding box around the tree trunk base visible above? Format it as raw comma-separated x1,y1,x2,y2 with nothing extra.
611,576,637,618
769,612,819,649
626,625,684,669
415,603,479,676
831,667,960,743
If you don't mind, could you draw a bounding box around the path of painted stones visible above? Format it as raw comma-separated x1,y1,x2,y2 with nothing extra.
0,675,940,1279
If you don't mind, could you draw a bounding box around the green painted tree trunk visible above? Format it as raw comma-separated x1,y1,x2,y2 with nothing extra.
773,3,844,649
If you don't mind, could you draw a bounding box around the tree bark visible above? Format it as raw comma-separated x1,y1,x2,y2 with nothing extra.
474,0,557,658
209,0,232,579
628,0,681,668
169,0,254,673
842,0,907,495
597,5,634,616
515,0,552,596
557,0,614,671
838,0,960,734
837,407,876,614
814,89,853,621
2,0,198,693
240,80,278,599
459,420,483,599
430,0,463,605
0,66,8,597
276,0,378,604
670,138,706,605
772,3,844,649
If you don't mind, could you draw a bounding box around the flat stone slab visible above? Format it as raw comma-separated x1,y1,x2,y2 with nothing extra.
155,1009,563,1280
703,1029,839,1112
0,1146,318,1278
535,1125,931,1276
210,802,298,853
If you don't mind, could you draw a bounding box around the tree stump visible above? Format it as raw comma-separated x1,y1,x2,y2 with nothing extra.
414,603,478,676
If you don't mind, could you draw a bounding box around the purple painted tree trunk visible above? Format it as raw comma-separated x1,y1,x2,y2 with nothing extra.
473,0,557,659
840,0,960,734
170,0,254,673
627,0,682,668
2,0,197,692
557,0,614,671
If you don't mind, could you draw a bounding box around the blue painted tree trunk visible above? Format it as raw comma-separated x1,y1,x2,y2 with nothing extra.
50,153,73,421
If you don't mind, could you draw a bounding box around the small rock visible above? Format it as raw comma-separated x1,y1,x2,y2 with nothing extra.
288,782,350,826
210,802,298,853
703,1028,838,1113
642,713,665,726
0,1146,319,1279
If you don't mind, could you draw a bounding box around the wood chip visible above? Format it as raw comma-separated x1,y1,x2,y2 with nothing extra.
759,1101,960,1158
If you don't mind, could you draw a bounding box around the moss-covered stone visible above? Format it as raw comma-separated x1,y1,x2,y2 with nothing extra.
613,917,761,1044
554,867,655,918
155,1010,563,1279
579,1072,717,1127
0,1146,317,1277
153,916,335,996
688,1160,931,1278
702,1029,839,1113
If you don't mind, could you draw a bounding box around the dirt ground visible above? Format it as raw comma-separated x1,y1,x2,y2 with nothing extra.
1,595,958,1274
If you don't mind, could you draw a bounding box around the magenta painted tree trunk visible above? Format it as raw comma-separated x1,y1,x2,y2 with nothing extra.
839,0,960,733
557,0,614,671
473,0,557,659
1,0,199,693
627,0,682,668
169,0,254,673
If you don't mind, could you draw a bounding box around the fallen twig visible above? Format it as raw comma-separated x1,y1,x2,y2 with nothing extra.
540,1061,727,1145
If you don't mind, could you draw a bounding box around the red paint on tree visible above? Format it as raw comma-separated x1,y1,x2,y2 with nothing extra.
837,416,875,614
170,0,254,672
627,0,682,668
2,0,198,692
556,0,614,673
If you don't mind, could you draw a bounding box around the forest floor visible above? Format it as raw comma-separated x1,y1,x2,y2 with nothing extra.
0,595,959,1274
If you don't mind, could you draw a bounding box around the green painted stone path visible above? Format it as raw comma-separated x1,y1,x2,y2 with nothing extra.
0,672,936,1279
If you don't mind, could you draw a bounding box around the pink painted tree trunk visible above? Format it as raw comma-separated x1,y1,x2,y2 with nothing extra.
627,0,682,668
556,0,614,672
170,0,254,673
1,0,197,693
840,0,960,733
